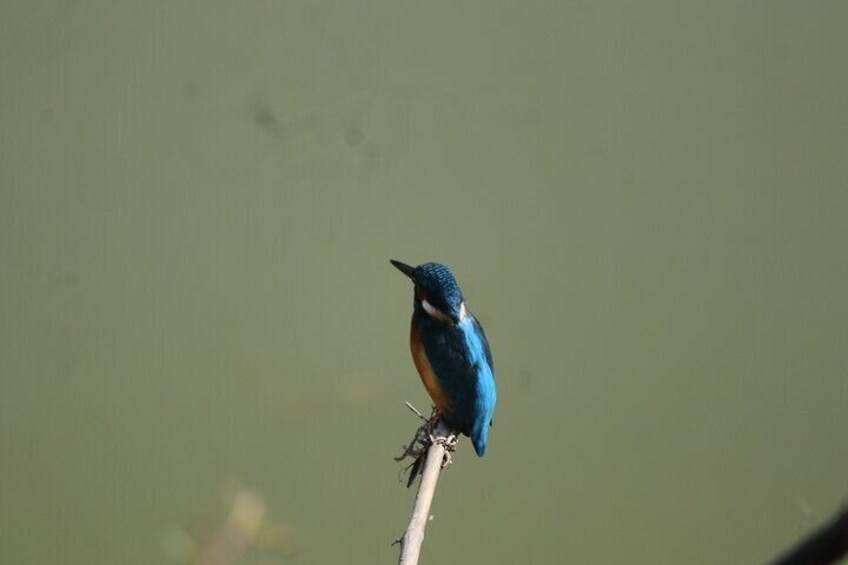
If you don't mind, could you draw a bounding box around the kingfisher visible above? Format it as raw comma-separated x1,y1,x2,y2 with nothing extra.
391,260,497,457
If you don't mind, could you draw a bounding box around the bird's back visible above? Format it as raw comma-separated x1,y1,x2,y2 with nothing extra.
412,310,496,456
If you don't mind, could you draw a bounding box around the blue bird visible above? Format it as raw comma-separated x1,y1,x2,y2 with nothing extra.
391,260,497,457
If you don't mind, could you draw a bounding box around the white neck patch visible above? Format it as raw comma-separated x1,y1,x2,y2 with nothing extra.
421,299,467,324
421,299,450,323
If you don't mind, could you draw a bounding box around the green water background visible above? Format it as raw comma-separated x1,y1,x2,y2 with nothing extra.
1,2,846,563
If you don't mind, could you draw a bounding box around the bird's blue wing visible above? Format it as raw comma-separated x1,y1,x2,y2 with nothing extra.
417,311,497,456
469,313,494,373
465,312,497,454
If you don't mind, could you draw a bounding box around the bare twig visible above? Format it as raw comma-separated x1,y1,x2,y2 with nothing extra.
404,401,427,421
768,503,848,565
396,417,455,565
395,404,446,488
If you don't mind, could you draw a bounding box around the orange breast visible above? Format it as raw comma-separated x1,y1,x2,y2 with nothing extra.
410,324,450,412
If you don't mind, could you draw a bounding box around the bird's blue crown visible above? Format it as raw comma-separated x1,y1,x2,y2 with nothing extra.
414,263,463,306
391,260,465,322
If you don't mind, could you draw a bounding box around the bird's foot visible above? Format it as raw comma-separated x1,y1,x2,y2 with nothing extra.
433,432,458,469
420,416,457,469
396,402,459,485
395,406,457,485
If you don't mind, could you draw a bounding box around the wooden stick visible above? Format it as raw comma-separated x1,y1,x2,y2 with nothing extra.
397,419,451,565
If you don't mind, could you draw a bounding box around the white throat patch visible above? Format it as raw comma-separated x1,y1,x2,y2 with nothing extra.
421,299,467,324
421,299,448,322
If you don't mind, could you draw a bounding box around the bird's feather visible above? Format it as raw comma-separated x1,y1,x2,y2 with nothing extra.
412,310,497,456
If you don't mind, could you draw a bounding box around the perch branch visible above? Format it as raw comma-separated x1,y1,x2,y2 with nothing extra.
396,417,454,565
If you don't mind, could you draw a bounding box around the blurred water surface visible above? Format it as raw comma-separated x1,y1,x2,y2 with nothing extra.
1,2,847,563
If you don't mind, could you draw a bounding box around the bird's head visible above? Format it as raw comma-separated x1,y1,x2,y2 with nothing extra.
391,260,466,324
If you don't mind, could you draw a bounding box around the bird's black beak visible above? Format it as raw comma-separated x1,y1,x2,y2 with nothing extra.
390,259,416,281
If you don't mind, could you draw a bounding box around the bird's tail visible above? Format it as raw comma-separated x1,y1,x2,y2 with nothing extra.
470,422,489,457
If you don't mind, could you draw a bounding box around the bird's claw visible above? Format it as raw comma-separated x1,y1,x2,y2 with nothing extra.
433,433,458,469
395,406,457,485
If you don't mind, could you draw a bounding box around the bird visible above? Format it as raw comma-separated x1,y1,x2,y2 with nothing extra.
391,260,497,457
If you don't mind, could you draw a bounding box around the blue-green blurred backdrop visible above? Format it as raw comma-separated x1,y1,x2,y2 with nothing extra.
1,2,847,563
